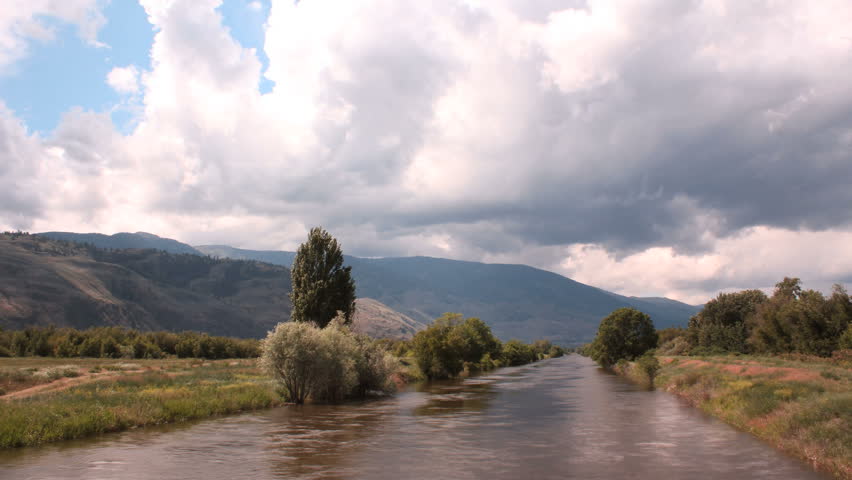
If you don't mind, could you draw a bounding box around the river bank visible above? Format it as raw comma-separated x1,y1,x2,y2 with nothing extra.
0,357,283,448
615,353,851,479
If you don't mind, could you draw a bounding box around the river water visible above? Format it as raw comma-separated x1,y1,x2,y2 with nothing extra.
0,355,828,480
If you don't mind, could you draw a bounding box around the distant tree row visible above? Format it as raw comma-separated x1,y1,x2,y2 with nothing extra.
0,326,260,359
382,313,565,380
658,277,852,357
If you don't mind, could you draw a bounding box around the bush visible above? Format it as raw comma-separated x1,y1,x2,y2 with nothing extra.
658,336,691,356
502,340,536,366
636,353,661,387
411,314,506,379
351,334,398,398
839,325,852,350
260,317,397,404
589,308,658,368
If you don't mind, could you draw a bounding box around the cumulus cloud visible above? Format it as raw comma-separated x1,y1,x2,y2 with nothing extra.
2,0,852,303
106,65,140,94
0,0,107,72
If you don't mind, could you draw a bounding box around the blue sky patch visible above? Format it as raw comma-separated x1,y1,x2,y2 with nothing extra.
0,0,273,136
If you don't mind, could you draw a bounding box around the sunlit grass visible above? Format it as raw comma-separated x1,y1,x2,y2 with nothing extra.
652,354,851,479
0,359,282,448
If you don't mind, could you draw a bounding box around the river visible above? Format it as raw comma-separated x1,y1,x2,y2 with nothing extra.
0,355,828,479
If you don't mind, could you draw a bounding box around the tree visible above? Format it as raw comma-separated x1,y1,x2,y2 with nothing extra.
687,289,767,353
589,308,658,368
411,313,467,379
749,279,849,356
289,227,356,328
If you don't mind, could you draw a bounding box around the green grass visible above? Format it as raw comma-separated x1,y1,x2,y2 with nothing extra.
0,359,283,448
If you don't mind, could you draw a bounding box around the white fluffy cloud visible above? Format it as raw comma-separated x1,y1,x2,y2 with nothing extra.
2,0,852,303
106,65,140,94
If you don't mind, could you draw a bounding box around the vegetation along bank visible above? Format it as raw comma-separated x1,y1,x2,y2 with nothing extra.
583,277,852,479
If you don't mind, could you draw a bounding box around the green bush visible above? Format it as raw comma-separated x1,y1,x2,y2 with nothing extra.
502,340,536,366
260,316,397,404
839,324,852,350
636,353,661,387
589,308,657,368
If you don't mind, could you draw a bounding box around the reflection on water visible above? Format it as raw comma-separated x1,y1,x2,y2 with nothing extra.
0,355,830,480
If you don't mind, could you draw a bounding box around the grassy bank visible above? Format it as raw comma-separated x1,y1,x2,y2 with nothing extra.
0,358,283,448
618,354,851,479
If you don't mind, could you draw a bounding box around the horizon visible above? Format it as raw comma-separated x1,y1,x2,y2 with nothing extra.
35,228,852,307
2,1,851,305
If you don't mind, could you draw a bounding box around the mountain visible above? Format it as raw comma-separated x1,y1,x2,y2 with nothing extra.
40,231,202,255
351,298,426,340
196,245,297,265
21,232,700,344
0,233,290,337
195,246,701,344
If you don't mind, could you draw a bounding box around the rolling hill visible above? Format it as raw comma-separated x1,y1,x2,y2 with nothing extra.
1,233,290,337
40,231,202,255
193,247,701,344
2,233,428,340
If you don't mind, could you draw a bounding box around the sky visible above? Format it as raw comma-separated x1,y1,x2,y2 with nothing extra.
1,0,851,305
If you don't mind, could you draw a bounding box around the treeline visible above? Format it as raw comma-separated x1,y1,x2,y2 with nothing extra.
659,277,852,357
383,313,565,380
0,326,260,359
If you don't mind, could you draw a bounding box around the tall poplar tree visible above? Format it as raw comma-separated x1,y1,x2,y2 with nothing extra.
289,227,356,328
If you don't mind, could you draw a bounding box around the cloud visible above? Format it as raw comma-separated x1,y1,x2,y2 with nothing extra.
2,0,852,303
0,0,107,72
558,227,852,305
106,65,140,94
0,102,46,226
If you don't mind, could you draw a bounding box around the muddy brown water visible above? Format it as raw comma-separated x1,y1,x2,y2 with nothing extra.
0,355,829,479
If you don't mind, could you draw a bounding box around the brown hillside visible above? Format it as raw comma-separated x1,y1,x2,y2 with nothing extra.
351,298,426,340
0,233,291,337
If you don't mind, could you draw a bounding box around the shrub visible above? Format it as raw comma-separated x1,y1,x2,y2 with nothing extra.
502,340,536,366
839,325,852,350
589,308,657,368
658,336,691,356
411,314,467,379
636,353,661,387
351,334,398,398
260,316,397,404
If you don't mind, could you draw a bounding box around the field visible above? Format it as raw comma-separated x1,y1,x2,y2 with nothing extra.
624,354,852,479
0,357,283,448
